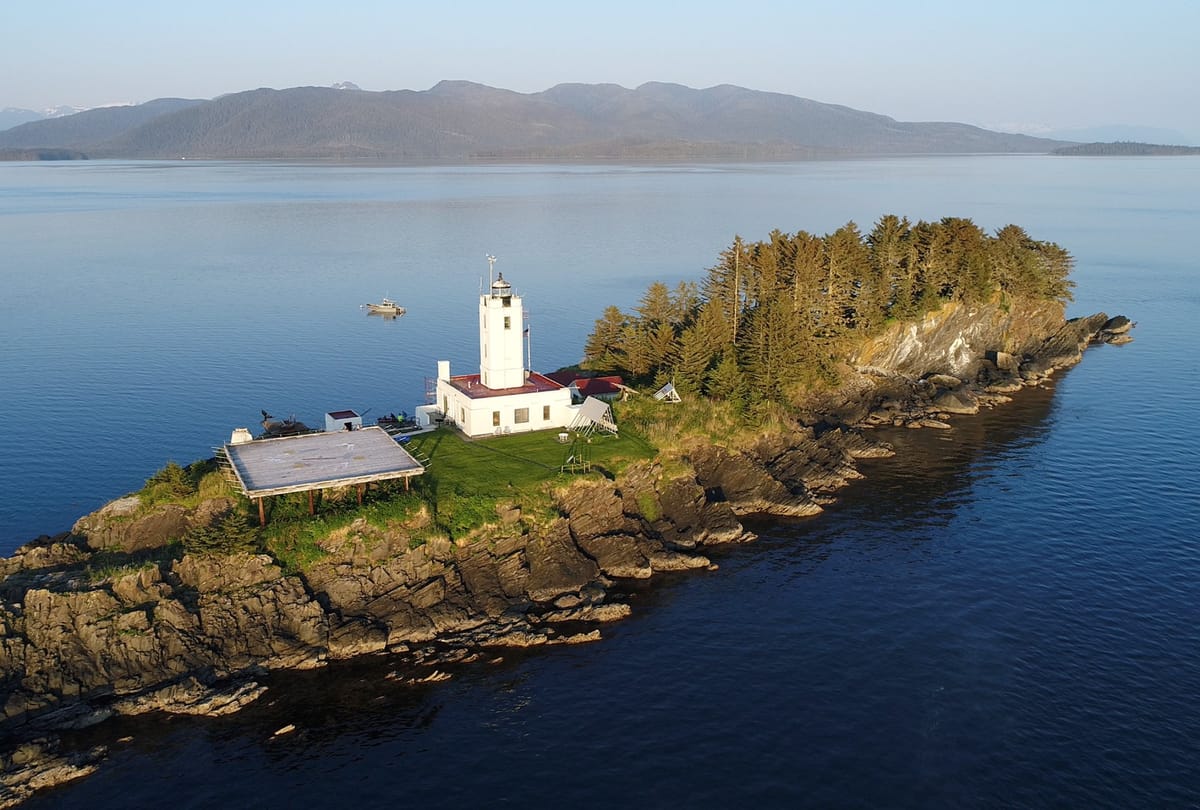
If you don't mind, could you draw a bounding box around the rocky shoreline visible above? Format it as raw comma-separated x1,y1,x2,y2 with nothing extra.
0,301,1131,805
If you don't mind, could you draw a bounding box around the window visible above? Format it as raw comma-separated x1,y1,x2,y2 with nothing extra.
459,407,465,423
514,407,529,424
492,411,501,427
504,316,511,330
543,405,551,421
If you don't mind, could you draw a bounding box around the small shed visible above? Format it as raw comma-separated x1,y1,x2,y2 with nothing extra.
325,409,363,432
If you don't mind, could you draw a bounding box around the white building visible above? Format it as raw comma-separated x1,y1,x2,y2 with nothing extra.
420,271,573,438
324,409,363,432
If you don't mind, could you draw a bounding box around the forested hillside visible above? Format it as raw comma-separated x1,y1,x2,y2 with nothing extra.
583,217,1074,409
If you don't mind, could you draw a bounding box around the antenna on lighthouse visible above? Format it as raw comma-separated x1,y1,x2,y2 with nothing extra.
486,254,497,287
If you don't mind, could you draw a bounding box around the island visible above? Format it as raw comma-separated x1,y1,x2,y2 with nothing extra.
1051,141,1200,156
0,215,1133,804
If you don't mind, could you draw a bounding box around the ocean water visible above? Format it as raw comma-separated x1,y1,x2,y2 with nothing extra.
3,156,1199,807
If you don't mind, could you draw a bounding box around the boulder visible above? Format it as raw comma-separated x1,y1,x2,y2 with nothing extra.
76,503,190,553
574,533,653,579
523,521,600,602
1101,315,1132,334
655,476,749,546
932,389,980,415
925,373,963,390
990,350,1020,373
558,480,640,541
110,565,171,605
172,554,282,593
0,737,105,807
689,444,821,517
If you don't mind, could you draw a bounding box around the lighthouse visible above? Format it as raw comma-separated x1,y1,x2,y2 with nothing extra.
479,272,526,390
421,258,573,437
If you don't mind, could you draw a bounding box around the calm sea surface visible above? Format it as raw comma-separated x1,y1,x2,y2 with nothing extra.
2,157,1198,807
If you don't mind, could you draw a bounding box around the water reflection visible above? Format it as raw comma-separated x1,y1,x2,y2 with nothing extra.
773,380,1060,544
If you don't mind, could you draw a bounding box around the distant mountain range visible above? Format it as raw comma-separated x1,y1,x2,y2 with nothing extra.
0,105,90,131
0,81,1069,161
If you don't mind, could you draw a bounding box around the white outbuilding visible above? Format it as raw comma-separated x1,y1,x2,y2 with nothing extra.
324,409,363,432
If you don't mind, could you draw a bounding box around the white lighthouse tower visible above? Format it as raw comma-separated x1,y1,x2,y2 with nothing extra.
479,271,526,390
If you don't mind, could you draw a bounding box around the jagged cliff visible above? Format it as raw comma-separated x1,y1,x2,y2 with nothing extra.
0,299,1132,805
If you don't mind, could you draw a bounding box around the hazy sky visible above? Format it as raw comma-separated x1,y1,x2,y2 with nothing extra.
6,0,1198,139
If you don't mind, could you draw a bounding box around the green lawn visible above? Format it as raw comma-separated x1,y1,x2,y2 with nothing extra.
405,425,657,493
395,426,656,540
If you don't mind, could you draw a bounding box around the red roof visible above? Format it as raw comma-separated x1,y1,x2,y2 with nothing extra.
444,371,565,400
544,370,579,386
574,376,623,397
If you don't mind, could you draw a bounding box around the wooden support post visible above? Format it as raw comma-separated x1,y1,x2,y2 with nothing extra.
357,484,364,505
404,476,409,491
257,498,266,526
308,489,315,515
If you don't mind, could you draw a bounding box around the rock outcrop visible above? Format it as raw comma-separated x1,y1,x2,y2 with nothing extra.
854,299,1130,429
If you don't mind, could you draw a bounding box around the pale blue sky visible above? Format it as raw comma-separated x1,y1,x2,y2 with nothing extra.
5,0,1198,139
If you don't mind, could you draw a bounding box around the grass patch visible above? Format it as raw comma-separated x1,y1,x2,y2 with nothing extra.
83,544,183,584
137,459,235,510
408,426,656,490
405,426,657,538
263,524,332,575
121,424,659,573
635,490,661,523
259,487,429,573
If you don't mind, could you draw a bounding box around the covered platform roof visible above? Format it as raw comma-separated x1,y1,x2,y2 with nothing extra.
223,426,424,499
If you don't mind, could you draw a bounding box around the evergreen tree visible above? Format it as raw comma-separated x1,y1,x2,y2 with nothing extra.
675,324,713,395
183,509,260,555
788,230,826,334
867,214,912,321
823,222,869,333
670,280,700,327
583,305,628,371
706,351,748,413
939,217,990,302
619,322,655,379
1032,240,1075,302
646,320,680,378
739,296,802,404
636,281,675,326
701,237,747,349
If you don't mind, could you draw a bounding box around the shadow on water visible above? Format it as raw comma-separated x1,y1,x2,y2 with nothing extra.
818,380,1059,529
722,378,1064,566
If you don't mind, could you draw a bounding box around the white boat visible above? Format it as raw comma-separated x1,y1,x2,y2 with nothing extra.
363,297,405,317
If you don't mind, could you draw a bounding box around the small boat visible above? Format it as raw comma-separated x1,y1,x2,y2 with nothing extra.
363,297,406,317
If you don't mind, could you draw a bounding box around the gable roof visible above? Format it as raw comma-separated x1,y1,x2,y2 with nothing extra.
575,376,624,397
